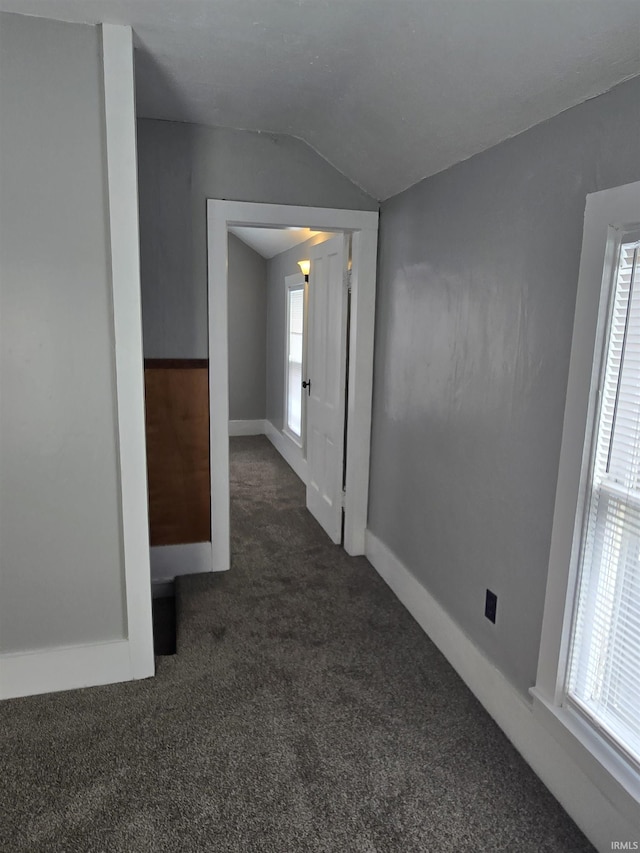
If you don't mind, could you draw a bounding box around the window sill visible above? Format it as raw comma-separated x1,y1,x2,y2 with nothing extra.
530,686,640,825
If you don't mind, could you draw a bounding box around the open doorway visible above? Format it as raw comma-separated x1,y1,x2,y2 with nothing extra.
227,226,347,545
208,202,379,572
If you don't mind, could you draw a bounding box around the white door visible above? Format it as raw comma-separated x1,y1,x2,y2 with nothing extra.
305,234,349,543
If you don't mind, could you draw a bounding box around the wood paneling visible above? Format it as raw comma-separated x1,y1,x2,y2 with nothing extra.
144,362,211,546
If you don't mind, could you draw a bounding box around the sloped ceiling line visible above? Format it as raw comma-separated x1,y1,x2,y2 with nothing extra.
1,0,639,199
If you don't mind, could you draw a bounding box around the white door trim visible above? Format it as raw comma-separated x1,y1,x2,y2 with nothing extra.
207,201,379,570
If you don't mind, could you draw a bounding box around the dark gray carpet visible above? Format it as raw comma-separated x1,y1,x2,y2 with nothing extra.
1,436,593,852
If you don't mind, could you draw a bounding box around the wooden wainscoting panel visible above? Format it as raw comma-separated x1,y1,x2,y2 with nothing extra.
144,360,211,546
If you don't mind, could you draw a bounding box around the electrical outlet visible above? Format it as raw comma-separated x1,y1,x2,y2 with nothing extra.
485,589,497,624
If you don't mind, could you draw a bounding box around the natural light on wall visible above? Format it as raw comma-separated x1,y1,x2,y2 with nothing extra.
567,235,640,767
286,286,304,437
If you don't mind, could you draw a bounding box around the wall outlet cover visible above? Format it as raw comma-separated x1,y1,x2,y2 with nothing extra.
485,589,498,624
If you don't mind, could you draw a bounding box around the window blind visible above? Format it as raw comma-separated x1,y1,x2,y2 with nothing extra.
567,237,640,767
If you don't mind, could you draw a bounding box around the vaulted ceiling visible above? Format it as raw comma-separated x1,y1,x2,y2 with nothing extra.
2,0,639,200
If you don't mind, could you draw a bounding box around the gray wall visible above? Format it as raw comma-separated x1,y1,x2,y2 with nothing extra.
0,14,126,652
228,234,267,421
136,118,377,359
368,75,640,698
265,233,332,432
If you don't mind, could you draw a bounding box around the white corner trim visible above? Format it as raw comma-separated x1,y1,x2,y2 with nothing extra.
364,530,640,851
0,640,135,700
101,24,154,681
150,542,215,582
343,229,377,556
229,419,267,436
264,419,308,485
207,202,231,572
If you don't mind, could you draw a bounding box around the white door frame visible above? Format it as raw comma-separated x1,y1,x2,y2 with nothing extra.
207,200,379,571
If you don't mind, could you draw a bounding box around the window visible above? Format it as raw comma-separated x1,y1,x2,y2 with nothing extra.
567,234,640,767
285,281,304,439
535,181,640,809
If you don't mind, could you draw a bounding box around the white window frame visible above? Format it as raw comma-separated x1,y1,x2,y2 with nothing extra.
533,180,640,817
283,272,306,449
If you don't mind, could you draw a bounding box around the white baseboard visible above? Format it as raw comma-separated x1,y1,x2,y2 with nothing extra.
228,419,267,436
150,541,213,582
263,420,308,485
0,638,147,700
364,530,639,853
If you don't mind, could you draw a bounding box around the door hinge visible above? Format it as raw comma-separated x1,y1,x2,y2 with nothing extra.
340,487,347,509
344,269,352,291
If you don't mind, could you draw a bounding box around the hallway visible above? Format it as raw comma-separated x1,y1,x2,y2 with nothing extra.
1,437,592,852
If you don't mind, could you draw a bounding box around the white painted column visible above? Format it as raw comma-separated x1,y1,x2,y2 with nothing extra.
344,227,378,555
102,24,155,680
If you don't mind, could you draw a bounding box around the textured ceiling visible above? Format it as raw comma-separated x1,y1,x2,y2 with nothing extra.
2,1,639,199
229,227,321,259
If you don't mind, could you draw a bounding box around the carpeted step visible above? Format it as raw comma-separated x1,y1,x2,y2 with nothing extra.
174,570,228,655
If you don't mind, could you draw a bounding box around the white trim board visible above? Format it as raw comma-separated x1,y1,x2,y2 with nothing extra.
264,419,308,485
364,531,639,851
101,24,155,683
208,201,378,571
0,640,135,700
229,419,267,436
150,542,214,583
